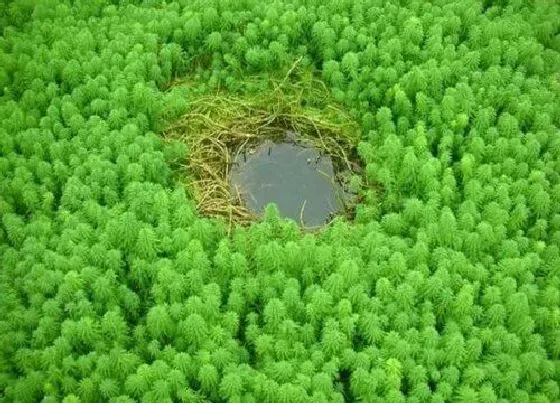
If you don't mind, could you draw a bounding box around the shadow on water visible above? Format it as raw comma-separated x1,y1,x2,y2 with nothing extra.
229,131,358,228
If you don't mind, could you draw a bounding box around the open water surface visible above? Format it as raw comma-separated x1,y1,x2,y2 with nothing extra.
229,133,356,227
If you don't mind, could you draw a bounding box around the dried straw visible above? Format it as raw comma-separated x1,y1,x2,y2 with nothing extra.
162,72,360,227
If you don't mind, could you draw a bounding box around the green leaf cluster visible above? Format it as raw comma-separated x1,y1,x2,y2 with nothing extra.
1,0,560,402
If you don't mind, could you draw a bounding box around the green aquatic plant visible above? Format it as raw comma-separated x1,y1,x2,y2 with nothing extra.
1,0,560,402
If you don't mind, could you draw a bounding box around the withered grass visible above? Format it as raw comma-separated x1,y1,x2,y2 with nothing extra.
163,65,360,229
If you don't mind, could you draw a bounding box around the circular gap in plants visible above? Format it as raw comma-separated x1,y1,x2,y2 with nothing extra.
163,79,364,230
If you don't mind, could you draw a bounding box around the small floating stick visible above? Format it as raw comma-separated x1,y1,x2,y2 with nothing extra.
299,199,307,227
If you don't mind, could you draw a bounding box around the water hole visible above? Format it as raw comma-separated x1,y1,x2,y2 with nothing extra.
229,132,358,227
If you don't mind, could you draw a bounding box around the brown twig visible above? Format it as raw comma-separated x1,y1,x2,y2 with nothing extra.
299,199,307,228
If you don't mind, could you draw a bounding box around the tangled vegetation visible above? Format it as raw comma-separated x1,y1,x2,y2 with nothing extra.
163,70,360,227
1,0,560,402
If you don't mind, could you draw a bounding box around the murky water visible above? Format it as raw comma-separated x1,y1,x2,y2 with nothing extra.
229,134,356,227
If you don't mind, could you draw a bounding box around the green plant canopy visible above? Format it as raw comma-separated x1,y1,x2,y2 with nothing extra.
1,0,560,402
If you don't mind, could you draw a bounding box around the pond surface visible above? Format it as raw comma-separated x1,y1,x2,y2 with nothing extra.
229,134,356,227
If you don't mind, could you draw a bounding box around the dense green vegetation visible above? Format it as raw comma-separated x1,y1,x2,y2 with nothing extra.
1,0,560,401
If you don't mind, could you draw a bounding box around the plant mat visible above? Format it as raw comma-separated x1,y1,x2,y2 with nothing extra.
163,72,362,231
